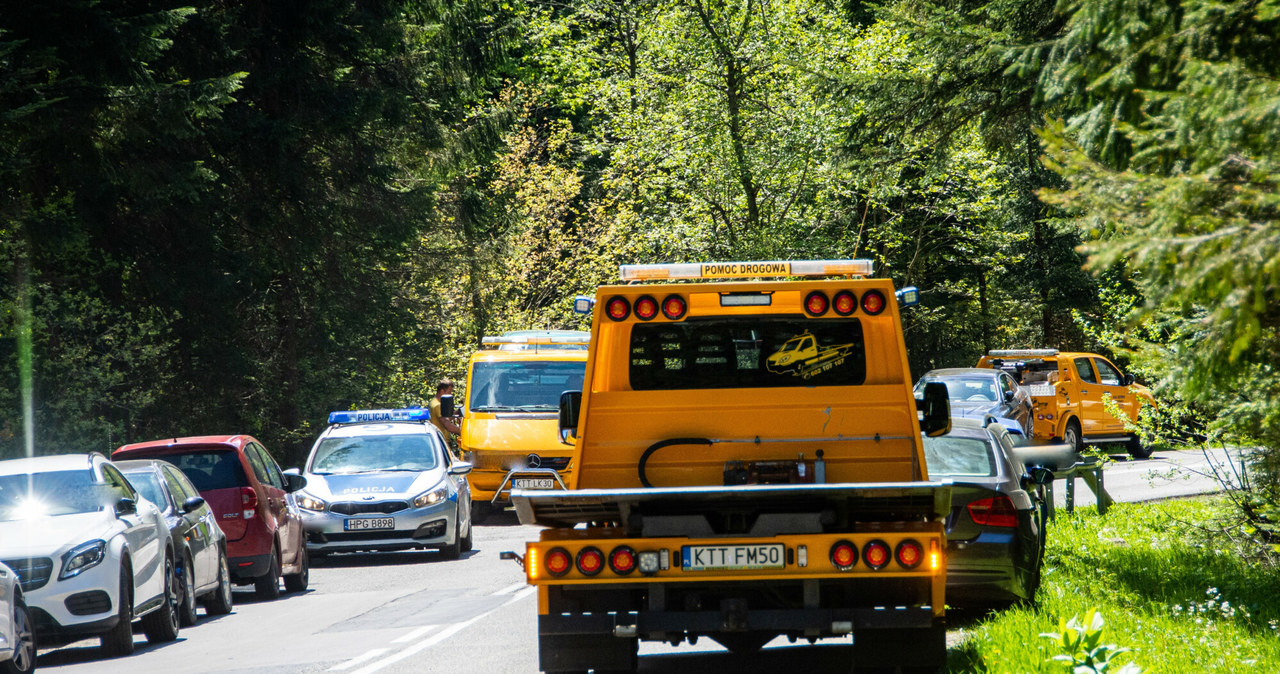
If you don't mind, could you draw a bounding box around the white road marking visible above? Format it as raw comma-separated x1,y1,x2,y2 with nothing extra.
350,586,536,674
328,648,391,671
391,624,438,643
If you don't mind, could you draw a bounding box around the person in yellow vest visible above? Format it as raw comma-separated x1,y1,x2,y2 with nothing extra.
429,379,462,456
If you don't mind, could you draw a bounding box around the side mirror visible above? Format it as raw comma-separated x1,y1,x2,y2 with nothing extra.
440,394,455,418
115,497,138,516
559,390,582,443
448,461,473,476
1026,465,1055,486
1122,373,1135,386
917,382,951,437
181,496,206,514
1003,390,1015,403
283,473,308,493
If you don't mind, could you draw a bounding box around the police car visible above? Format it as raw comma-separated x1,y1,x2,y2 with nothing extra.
290,408,474,559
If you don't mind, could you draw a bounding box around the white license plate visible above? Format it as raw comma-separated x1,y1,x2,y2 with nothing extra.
513,478,555,489
344,517,395,531
682,544,785,571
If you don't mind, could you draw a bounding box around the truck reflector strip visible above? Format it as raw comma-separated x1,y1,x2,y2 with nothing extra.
619,259,875,281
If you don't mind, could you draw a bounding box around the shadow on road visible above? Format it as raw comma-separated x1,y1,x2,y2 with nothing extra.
638,644,858,673
308,548,479,569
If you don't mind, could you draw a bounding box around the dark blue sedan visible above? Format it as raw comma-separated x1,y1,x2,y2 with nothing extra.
915,367,1033,437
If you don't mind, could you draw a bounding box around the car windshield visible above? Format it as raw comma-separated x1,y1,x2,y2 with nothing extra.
922,435,996,477
0,470,115,520
921,377,999,403
122,470,169,511
310,434,440,474
469,360,586,412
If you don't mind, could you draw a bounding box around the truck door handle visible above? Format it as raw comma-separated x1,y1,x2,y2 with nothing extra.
1080,389,1089,394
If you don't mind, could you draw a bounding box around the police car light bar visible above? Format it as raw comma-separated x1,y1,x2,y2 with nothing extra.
988,349,1060,357
619,259,875,281
481,335,591,346
328,408,431,424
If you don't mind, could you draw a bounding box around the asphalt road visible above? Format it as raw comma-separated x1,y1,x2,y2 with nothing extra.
35,447,1235,674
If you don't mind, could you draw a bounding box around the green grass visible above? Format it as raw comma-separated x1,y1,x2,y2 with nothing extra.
949,496,1280,673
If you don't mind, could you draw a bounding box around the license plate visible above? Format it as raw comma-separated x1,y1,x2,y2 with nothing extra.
344,517,395,531
682,544,785,571
1027,384,1054,397
513,478,555,489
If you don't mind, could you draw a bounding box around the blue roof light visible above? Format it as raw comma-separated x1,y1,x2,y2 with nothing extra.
328,408,431,425
896,286,920,307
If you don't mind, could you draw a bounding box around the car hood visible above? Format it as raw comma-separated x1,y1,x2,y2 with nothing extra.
302,471,444,501
0,511,118,558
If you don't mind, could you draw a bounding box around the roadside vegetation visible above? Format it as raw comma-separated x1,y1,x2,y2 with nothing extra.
953,495,1280,673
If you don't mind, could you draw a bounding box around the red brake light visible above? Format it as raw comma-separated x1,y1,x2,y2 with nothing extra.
576,547,604,576
861,290,886,315
634,295,658,321
967,496,1019,528
661,295,686,320
805,291,829,315
895,539,923,569
863,540,890,570
833,291,857,316
609,546,636,575
545,547,572,577
605,296,630,321
829,540,858,571
240,487,258,519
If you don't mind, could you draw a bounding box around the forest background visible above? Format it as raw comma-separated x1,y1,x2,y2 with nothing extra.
1,0,1277,537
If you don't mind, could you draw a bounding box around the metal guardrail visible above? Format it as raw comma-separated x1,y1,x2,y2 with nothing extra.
1043,455,1112,519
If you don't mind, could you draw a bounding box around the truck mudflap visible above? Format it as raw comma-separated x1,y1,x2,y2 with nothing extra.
512,481,952,529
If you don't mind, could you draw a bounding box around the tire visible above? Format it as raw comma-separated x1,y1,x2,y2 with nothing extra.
177,552,199,627
2,595,35,674
460,519,474,553
439,525,462,560
254,545,281,601
283,547,309,594
1062,420,1083,454
141,554,180,643
100,563,135,657
1127,435,1153,459
203,549,234,616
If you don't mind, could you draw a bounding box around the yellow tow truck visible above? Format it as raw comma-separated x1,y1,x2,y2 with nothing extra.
503,260,953,672
459,330,588,520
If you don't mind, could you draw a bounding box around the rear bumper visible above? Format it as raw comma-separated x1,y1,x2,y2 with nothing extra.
229,552,272,581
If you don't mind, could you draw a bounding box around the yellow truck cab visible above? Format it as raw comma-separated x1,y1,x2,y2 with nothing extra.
976,349,1156,458
506,260,953,672
460,330,588,520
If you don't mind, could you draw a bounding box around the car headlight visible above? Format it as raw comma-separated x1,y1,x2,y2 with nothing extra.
60,539,108,580
412,484,450,508
295,491,328,512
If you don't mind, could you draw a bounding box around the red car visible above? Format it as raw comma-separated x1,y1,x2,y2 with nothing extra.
113,435,309,600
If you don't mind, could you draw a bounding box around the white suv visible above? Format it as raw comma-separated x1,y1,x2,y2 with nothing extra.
0,454,179,656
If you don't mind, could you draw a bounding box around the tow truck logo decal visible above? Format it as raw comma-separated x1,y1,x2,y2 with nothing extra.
766,331,856,379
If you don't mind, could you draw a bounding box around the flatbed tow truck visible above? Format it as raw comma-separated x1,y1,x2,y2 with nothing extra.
504,260,953,672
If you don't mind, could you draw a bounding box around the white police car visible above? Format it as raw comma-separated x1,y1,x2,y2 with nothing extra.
291,409,474,559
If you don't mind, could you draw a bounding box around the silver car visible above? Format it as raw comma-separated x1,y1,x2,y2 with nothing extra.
291,409,474,559
1,561,35,674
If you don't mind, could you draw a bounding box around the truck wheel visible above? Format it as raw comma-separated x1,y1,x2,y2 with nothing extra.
1126,435,1153,459
1062,420,1083,454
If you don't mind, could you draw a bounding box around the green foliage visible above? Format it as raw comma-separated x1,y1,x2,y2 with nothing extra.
1041,608,1142,674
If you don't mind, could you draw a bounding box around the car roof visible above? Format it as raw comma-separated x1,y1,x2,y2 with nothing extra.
114,435,257,456
113,458,175,472
922,368,1000,378
0,453,102,476
320,422,442,439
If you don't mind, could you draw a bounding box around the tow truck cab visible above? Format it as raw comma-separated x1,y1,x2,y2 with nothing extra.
510,260,952,672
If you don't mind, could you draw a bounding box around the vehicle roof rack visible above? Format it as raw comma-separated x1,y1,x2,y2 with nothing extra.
619,259,875,282
988,349,1059,357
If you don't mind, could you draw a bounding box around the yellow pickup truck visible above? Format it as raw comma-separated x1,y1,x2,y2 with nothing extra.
977,349,1156,458
505,260,953,672
459,330,588,520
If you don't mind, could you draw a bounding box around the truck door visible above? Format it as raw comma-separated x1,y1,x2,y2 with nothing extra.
1072,357,1104,435
1091,357,1135,433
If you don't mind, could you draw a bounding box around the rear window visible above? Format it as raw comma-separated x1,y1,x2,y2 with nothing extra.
922,435,996,477
629,318,866,390
159,450,250,491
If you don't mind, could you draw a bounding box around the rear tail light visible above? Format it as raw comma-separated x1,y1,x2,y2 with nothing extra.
805,291,829,315
968,496,1019,528
862,540,890,570
661,295,687,320
608,546,636,575
634,296,658,321
930,539,940,570
832,291,857,316
861,290,886,315
545,547,572,577
240,487,258,520
829,540,858,571
576,547,604,576
895,539,923,569
605,296,630,321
